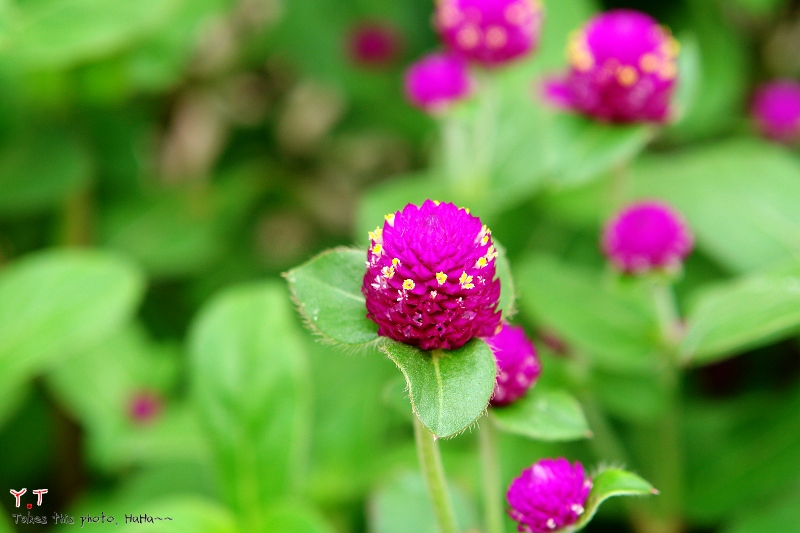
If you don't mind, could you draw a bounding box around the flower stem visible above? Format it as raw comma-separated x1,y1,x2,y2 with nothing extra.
478,416,504,533
472,71,499,196
413,415,458,533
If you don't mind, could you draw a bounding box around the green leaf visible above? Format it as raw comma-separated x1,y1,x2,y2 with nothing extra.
573,469,657,530
681,263,800,364
516,254,659,372
550,115,653,188
725,490,800,533
633,139,800,273
0,250,145,384
9,0,185,69
368,472,479,533
381,338,496,439
189,282,311,513
491,388,591,441
262,504,336,533
121,497,239,533
285,248,378,347
0,128,92,215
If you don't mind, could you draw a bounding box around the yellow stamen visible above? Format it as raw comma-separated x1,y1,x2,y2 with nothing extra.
372,243,382,256
459,272,475,290
617,66,638,87
392,258,400,267
382,266,395,279
403,279,415,291
384,213,396,226
368,227,383,242
475,257,488,268
639,53,659,73
436,272,447,285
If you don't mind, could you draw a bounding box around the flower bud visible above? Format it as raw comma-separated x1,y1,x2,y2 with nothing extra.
436,0,544,67
347,21,403,68
362,200,501,351
404,52,473,113
487,323,541,406
507,458,592,533
602,201,693,274
544,10,679,123
751,80,800,145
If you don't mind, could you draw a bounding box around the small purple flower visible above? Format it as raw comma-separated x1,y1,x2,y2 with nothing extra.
507,458,592,533
129,391,162,423
347,21,403,68
487,323,541,406
404,52,473,113
602,201,693,273
751,80,800,145
435,0,544,67
362,200,501,351
543,9,679,123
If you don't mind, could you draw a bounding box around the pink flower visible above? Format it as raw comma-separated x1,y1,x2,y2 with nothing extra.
435,0,544,67
347,21,403,68
362,200,501,351
751,80,800,144
487,324,541,406
602,201,693,273
507,458,592,533
544,10,679,123
404,52,474,113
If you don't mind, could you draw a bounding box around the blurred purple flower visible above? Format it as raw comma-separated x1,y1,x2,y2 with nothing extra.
129,391,162,423
487,323,541,406
347,21,403,68
751,80,800,144
435,0,543,67
507,458,592,533
362,200,501,351
404,52,474,113
543,9,679,123
602,201,693,273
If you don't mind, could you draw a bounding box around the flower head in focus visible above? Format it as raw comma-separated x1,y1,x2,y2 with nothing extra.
487,323,541,406
507,458,592,533
436,0,544,67
544,9,679,123
362,200,501,351
602,201,693,274
404,52,474,113
751,80,800,145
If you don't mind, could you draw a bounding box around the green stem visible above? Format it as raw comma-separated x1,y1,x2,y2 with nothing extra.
472,72,498,196
478,416,504,533
440,115,467,189
61,187,92,247
413,415,458,533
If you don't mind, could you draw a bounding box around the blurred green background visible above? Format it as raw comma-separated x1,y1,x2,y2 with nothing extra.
1,0,799,532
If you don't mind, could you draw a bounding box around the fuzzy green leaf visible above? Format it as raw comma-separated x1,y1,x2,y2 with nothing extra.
573,469,657,530
381,338,496,439
285,248,379,347
491,388,591,442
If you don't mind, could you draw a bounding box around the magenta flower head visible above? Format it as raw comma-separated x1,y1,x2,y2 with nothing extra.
602,201,693,274
544,9,679,123
129,391,162,423
751,80,800,145
487,323,541,406
435,0,544,67
362,200,502,351
347,21,403,68
404,52,473,113
507,458,592,533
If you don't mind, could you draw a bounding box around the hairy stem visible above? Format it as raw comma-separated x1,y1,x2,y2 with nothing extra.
478,416,504,533
413,415,458,533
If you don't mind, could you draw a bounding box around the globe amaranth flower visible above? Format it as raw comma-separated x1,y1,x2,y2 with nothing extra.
347,21,403,68
507,458,592,533
544,9,679,123
404,52,473,113
487,323,541,406
129,391,162,423
751,80,800,145
436,0,544,67
602,201,693,273
362,200,501,351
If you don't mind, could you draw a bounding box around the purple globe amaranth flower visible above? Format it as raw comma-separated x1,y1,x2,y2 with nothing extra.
544,9,679,123
129,391,162,424
602,201,694,274
404,52,473,113
435,0,543,67
751,80,800,145
507,458,592,533
487,323,541,406
347,21,403,68
362,200,501,351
